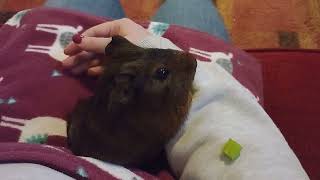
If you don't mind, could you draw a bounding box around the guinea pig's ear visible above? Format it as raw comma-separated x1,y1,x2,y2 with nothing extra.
105,36,143,57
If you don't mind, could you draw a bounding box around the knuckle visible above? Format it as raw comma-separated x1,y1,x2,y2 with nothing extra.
120,18,133,24
82,38,94,48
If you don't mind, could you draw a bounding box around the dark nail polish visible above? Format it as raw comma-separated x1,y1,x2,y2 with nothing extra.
72,34,83,44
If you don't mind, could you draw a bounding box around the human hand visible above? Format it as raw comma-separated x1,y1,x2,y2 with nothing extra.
63,18,150,76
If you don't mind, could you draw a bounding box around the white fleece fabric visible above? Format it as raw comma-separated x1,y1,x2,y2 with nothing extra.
138,35,310,180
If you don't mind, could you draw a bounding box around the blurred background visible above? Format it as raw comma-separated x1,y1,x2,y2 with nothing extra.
0,0,319,49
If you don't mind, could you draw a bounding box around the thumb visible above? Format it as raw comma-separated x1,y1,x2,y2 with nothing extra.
73,34,112,54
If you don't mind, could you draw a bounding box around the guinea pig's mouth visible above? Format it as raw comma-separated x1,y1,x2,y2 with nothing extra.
191,84,198,95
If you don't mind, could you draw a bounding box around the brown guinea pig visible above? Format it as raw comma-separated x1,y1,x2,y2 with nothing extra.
66,36,197,167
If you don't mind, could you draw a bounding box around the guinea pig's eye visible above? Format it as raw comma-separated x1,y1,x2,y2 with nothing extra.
153,67,170,80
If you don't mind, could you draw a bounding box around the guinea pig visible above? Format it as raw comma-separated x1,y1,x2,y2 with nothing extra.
66,36,197,168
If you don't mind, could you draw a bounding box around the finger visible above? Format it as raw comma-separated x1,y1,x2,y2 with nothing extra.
64,18,138,55
64,42,82,56
65,20,123,55
70,62,91,75
89,59,100,67
83,19,125,37
69,58,99,75
88,66,104,76
62,51,95,68
75,36,112,54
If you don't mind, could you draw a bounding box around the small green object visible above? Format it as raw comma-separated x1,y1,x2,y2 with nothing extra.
223,138,242,161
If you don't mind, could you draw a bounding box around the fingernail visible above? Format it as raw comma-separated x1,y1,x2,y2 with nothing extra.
72,34,84,44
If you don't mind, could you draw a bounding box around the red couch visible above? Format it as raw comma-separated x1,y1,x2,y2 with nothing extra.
247,49,320,180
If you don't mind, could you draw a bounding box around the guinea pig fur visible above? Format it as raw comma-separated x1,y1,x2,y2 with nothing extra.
67,36,197,168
